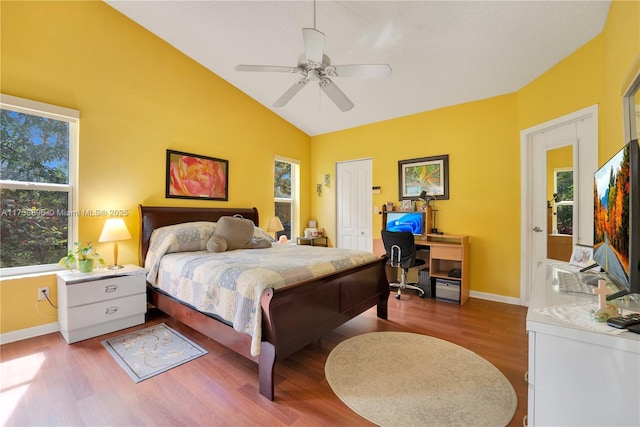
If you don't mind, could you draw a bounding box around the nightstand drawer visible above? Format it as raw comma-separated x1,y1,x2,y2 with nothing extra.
66,292,146,329
66,274,145,306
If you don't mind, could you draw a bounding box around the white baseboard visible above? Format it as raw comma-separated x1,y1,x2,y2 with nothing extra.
0,322,59,345
1,292,520,344
470,290,522,306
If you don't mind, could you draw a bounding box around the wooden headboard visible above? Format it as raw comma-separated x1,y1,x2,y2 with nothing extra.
138,205,259,265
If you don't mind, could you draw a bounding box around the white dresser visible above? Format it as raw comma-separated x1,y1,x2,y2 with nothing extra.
57,264,147,343
526,262,640,426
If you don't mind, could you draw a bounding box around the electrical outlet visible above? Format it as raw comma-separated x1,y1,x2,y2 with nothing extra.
38,287,50,301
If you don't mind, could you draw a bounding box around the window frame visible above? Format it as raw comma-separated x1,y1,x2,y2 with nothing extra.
274,156,299,240
552,167,573,235
0,94,79,277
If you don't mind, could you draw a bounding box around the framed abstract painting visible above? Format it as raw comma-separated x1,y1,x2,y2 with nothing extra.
398,154,449,200
165,150,228,201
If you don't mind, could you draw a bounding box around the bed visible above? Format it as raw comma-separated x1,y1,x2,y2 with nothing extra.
139,205,389,400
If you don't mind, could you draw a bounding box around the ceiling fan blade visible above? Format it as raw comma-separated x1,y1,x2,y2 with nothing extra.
273,78,308,108
319,78,354,112
302,28,324,64
332,64,392,78
235,65,300,73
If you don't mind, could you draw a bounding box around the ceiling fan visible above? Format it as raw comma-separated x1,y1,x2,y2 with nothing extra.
235,4,392,112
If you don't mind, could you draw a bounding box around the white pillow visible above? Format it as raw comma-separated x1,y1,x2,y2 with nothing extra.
148,221,216,254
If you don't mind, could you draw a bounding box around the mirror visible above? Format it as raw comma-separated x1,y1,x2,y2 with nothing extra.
547,145,574,261
623,61,640,141
635,89,640,140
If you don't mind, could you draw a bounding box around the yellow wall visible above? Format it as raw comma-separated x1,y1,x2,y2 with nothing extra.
312,94,520,297
1,1,639,335
601,0,640,161
311,0,639,299
516,35,604,132
0,1,310,334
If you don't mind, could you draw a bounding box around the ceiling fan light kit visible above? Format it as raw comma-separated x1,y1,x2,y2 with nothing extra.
235,10,391,112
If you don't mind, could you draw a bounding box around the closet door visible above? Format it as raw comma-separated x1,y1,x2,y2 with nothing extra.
336,158,372,251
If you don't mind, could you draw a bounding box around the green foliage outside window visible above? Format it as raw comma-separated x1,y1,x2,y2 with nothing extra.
1,109,71,268
555,170,574,235
555,171,574,202
274,160,291,198
274,160,292,239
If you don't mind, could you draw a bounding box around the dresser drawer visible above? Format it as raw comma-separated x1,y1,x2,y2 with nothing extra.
66,274,145,306
66,292,146,329
430,245,462,260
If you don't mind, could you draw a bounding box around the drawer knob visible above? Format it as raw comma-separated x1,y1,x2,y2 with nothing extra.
105,285,118,293
105,306,118,315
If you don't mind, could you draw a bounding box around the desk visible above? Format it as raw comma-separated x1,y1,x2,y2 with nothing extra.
526,261,640,426
296,236,328,247
416,234,469,304
374,234,470,304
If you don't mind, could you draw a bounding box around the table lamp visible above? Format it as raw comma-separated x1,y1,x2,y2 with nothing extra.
266,216,284,240
99,218,132,269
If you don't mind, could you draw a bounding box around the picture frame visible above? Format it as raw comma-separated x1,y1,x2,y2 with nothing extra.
166,149,229,201
401,200,414,211
569,244,595,269
398,154,449,200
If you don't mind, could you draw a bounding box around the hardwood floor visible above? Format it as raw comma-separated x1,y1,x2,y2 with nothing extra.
1,295,528,426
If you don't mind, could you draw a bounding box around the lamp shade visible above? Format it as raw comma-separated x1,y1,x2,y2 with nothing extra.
99,218,132,243
266,216,284,233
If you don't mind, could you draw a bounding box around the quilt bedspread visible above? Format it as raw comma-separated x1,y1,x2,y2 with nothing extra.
145,243,378,356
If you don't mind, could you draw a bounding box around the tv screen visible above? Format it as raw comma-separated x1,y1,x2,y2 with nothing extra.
593,139,639,292
385,211,425,235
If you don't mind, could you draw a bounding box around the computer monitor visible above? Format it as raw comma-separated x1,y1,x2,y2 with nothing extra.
593,139,639,293
384,211,426,236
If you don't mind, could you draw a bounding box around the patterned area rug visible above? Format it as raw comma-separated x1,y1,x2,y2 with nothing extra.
102,323,207,383
325,332,516,427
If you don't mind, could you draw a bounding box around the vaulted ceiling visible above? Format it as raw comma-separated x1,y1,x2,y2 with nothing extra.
106,1,611,136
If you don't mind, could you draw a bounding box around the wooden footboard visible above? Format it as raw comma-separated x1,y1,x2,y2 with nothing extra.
259,256,388,399
148,256,388,400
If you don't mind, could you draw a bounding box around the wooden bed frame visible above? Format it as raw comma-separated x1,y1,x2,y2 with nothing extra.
139,205,389,400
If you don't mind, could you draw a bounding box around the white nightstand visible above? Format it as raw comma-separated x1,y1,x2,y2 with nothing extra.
57,264,147,344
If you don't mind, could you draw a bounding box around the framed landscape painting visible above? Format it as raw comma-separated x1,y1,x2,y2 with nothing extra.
165,150,228,201
398,154,449,200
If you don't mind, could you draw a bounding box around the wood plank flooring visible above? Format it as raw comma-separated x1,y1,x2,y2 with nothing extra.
1,295,528,426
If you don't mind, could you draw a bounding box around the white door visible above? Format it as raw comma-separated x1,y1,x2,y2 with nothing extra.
336,159,372,251
520,105,598,305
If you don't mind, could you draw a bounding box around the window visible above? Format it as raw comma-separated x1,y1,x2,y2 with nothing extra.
553,168,573,235
274,158,298,240
1,95,78,276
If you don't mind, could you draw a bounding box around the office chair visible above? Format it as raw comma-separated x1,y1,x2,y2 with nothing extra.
381,230,426,300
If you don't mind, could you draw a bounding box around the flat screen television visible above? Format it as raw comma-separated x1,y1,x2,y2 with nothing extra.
384,211,426,236
593,139,639,293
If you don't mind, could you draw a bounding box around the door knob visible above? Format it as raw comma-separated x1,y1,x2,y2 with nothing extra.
532,226,543,232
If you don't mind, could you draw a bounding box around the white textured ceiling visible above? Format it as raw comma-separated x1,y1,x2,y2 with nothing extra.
105,0,611,136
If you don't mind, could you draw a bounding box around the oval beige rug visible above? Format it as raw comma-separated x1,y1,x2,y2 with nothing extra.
325,332,516,427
